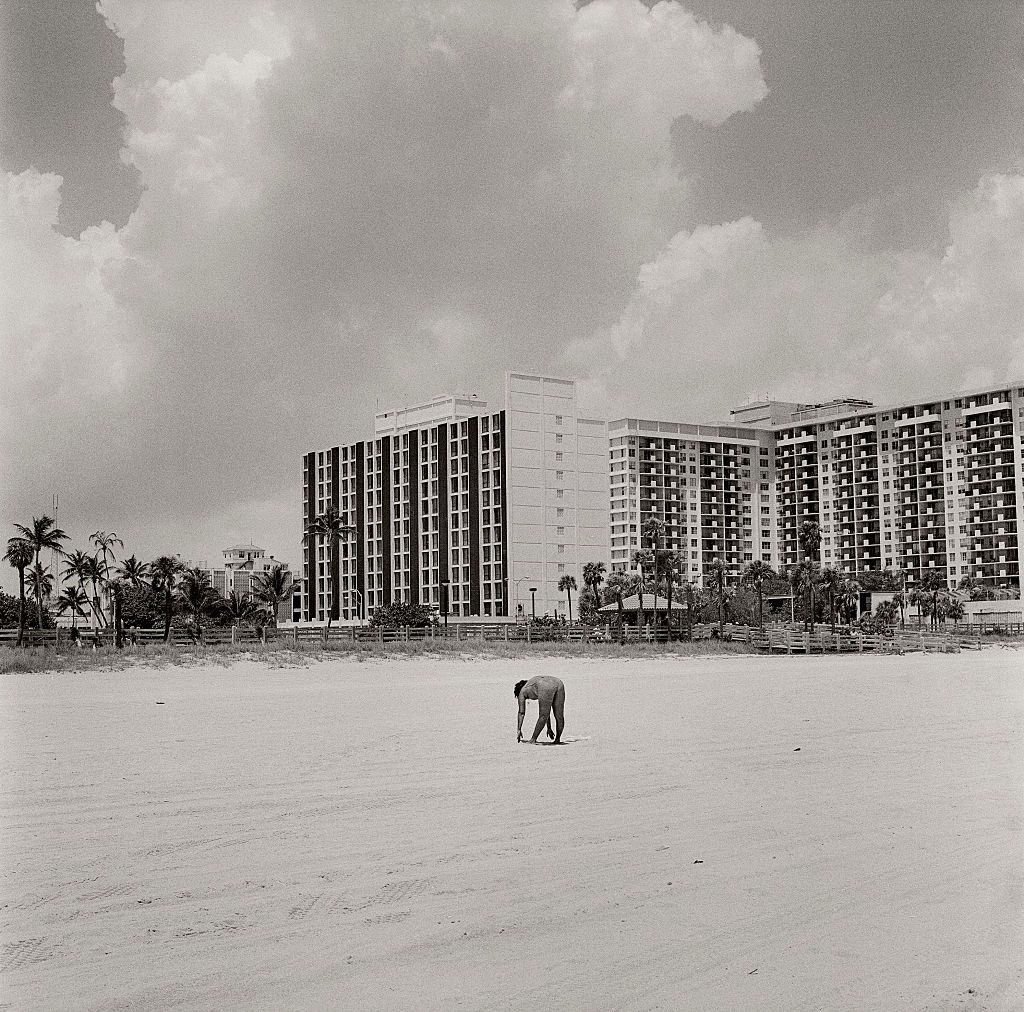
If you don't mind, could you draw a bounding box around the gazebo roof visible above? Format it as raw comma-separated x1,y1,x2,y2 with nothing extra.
598,593,687,613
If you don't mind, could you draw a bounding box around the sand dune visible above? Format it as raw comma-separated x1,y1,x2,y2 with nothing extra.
2,651,1022,1010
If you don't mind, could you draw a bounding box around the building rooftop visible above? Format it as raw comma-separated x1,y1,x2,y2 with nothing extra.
373,393,489,435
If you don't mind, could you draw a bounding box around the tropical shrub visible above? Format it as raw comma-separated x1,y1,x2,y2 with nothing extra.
369,601,435,628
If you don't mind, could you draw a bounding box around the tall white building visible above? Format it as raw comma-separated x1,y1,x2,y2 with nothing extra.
505,373,609,618
299,373,610,622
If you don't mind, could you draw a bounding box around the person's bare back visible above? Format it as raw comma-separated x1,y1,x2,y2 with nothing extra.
514,675,565,744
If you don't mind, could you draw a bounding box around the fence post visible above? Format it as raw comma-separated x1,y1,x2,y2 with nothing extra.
293,626,299,643
322,625,328,645
503,624,508,642
231,626,237,646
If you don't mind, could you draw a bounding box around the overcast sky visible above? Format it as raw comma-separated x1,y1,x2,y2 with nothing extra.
2,0,1023,590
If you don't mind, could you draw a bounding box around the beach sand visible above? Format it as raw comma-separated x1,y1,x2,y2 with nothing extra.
2,650,1022,1010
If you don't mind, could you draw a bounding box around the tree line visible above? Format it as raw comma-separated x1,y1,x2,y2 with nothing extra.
572,519,975,640
3,516,297,647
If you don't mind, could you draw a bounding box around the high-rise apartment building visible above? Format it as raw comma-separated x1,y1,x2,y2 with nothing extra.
298,376,1022,619
608,418,777,580
299,374,609,622
771,386,1023,588
617,383,1024,592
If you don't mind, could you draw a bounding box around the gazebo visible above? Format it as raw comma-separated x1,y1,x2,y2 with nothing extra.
599,593,688,625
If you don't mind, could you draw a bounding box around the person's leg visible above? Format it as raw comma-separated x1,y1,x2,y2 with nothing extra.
552,685,565,743
531,699,551,743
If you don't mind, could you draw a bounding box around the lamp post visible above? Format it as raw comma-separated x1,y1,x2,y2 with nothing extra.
440,579,451,633
529,587,537,622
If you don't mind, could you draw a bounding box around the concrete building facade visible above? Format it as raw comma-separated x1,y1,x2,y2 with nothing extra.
608,418,777,581
193,544,294,621
299,373,609,623
617,382,1024,593
298,376,1022,619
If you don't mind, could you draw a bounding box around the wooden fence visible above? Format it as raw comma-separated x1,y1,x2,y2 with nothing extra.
0,619,1011,655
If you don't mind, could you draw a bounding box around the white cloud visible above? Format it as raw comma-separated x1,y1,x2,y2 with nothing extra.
2,1,768,573
575,172,1024,422
0,169,132,477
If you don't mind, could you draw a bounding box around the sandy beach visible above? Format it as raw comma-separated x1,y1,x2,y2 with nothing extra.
2,650,1022,1010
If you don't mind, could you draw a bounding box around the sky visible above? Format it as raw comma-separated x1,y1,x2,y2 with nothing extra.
2,0,1023,592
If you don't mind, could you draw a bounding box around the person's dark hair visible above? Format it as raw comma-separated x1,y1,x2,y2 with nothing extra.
513,679,527,697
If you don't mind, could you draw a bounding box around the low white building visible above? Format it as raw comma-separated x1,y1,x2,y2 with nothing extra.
192,544,294,622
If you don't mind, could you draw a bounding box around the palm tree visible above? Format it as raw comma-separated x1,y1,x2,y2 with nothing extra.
819,566,844,633
797,520,822,633
631,549,653,632
304,505,355,628
90,532,123,625
13,516,68,633
707,557,728,637
919,570,946,631
4,538,34,646
682,579,698,641
150,555,184,643
26,563,54,627
791,560,820,632
116,555,150,586
62,549,92,602
741,560,775,629
252,563,299,630
557,574,577,623
177,567,221,642
90,531,123,573
107,578,129,648
82,553,107,629
837,577,860,625
890,572,907,630
907,582,926,628
604,571,633,644
56,585,90,630
582,561,606,617
641,517,666,630
661,551,682,638
223,591,260,631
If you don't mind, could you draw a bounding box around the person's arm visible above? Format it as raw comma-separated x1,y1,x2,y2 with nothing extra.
517,696,526,741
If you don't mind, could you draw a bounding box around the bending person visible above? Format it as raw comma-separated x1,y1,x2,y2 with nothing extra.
514,675,565,744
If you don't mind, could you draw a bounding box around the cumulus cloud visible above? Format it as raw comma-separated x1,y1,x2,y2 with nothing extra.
0,169,132,476
574,172,1024,422
2,1,768,569
6,0,1020,589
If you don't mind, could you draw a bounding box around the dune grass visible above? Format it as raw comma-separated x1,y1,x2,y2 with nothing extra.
0,636,755,674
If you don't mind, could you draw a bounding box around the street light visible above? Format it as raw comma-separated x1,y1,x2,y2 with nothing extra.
440,579,451,632
529,586,537,621
512,576,533,619
347,588,364,625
